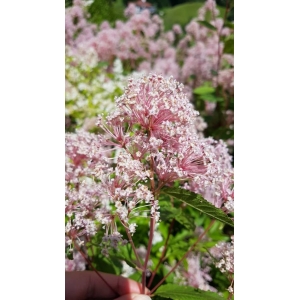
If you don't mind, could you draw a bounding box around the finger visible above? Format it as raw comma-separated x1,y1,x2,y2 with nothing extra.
65,271,150,300
115,293,152,300
88,271,150,299
66,271,91,300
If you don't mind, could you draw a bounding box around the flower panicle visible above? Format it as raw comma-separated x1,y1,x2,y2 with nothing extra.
66,73,234,260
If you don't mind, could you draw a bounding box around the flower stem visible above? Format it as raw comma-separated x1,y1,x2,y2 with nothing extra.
142,155,157,293
122,220,143,269
150,219,216,294
147,218,175,288
74,241,119,297
142,213,156,293
223,0,231,23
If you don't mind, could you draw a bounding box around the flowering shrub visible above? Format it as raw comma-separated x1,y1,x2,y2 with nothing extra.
65,46,146,131
65,0,234,150
66,0,232,89
65,74,234,299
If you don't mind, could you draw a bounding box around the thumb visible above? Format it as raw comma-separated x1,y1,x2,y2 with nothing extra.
115,293,152,300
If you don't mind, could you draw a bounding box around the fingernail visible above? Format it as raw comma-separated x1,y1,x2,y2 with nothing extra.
132,294,151,300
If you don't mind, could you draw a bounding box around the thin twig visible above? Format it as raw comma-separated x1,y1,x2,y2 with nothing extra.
147,218,175,288
142,155,157,293
74,241,119,297
142,209,156,293
121,220,143,269
150,219,216,294
223,0,231,24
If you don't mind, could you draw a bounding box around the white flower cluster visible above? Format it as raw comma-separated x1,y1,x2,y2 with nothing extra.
66,46,145,130
213,236,234,274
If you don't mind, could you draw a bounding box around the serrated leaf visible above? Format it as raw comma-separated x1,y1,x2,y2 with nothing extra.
198,20,217,31
161,187,233,228
154,284,224,300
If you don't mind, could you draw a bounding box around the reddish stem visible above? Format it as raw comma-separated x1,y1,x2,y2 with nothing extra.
121,220,143,269
211,5,222,87
147,219,175,288
142,155,157,293
142,214,156,293
150,219,215,294
223,0,231,24
74,241,119,297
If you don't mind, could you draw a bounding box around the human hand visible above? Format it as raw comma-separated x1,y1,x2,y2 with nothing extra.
65,271,151,300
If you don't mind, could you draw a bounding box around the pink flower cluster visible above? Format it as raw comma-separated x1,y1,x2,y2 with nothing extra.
65,130,113,249
65,251,86,271
65,0,97,49
65,0,233,94
99,74,213,185
172,252,214,291
65,74,234,257
184,138,234,211
210,235,234,293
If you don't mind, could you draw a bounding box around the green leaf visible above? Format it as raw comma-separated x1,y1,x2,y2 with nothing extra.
210,69,219,76
200,93,223,103
152,296,167,300
193,85,215,95
224,22,234,29
129,271,141,282
110,253,136,269
212,127,234,140
175,212,195,231
91,256,117,274
65,248,73,260
159,204,177,221
159,204,195,231
154,284,225,300
223,36,234,54
168,230,191,245
198,20,217,31
161,187,234,228
115,244,138,268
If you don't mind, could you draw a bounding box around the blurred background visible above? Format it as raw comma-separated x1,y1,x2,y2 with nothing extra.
65,0,233,29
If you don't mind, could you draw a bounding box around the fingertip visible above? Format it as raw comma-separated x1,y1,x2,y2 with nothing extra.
118,276,150,296
115,293,152,300
131,294,152,300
